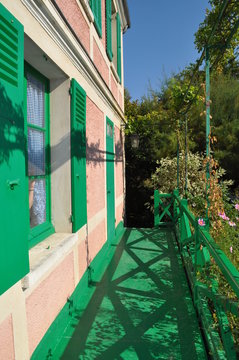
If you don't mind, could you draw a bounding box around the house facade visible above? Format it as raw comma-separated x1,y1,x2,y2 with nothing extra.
0,0,130,358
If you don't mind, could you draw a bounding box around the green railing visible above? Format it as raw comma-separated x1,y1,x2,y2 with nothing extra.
154,189,239,359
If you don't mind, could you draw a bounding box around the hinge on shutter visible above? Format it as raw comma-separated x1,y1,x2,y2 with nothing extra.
70,214,74,223
69,87,72,96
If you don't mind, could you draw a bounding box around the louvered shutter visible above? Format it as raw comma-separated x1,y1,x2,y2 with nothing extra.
71,79,87,232
0,3,29,295
106,0,113,61
90,0,102,38
116,13,121,82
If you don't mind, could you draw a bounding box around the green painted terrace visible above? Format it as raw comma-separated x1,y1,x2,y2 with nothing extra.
32,226,206,359
32,191,239,359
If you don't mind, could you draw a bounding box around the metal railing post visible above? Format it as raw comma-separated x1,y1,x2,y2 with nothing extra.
154,189,159,226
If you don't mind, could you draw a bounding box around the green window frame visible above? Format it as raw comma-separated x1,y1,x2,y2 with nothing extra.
24,63,54,248
90,0,102,38
116,12,122,82
106,0,113,61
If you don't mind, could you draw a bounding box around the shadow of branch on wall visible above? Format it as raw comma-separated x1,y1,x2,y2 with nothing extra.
0,85,26,168
0,84,123,177
51,130,123,172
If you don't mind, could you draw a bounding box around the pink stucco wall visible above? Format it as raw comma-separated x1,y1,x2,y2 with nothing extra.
26,253,75,356
116,202,123,227
118,91,123,110
115,126,124,226
0,315,14,360
93,39,109,86
115,126,124,198
86,97,105,219
111,74,118,101
78,239,88,280
88,220,106,264
54,0,90,54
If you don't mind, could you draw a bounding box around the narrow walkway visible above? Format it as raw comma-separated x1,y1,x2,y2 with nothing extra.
36,227,207,359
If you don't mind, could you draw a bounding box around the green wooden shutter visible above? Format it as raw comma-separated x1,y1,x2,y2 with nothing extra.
71,79,87,232
90,0,102,38
116,13,122,82
0,3,29,295
106,0,113,61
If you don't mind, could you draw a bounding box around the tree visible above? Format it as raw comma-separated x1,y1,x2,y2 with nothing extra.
211,73,239,185
194,0,239,74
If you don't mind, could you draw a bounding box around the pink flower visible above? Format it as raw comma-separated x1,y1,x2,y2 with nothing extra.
198,218,205,226
229,221,236,227
230,246,233,253
218,211,229,221
235,204,239,211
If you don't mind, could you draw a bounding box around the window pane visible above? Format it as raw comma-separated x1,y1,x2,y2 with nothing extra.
107,123,113,137
27,72,45,127
28,128,45,176
29,179,46,228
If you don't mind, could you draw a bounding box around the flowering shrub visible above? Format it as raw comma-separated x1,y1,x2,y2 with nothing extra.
148,150,239,349
146,150,232,215
147,151,238,268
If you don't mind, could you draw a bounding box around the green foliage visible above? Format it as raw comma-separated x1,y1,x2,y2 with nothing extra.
194,0,239,73
210,73,239,184
124,1,239,227
146,151,232,216
146,152,204,201
124,69,239,225
124,91,177,226
125,1,239,349
124,88,140,119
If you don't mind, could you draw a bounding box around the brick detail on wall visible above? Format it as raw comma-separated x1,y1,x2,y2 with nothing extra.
93,39,109,86
111,73,118,101
0,315,15,360
86,97,105,218
118,91,123,110
54,0,90,54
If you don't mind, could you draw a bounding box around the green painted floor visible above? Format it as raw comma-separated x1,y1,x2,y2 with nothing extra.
34,227,208,359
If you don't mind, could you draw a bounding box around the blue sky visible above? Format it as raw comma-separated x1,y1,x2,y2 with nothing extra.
124,0,210,100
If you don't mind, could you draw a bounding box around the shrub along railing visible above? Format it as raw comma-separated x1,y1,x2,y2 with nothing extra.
154,189,239,360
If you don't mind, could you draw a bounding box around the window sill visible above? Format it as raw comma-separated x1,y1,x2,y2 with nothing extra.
22,232,78,290
29,222,55,249
77,0,94,23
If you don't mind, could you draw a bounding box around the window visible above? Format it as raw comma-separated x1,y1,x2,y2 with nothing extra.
107,121,113,137
106,2,121,82
25,64,54,247
90,0,102,37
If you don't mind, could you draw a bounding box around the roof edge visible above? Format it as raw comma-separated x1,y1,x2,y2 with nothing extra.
122,0,130,31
